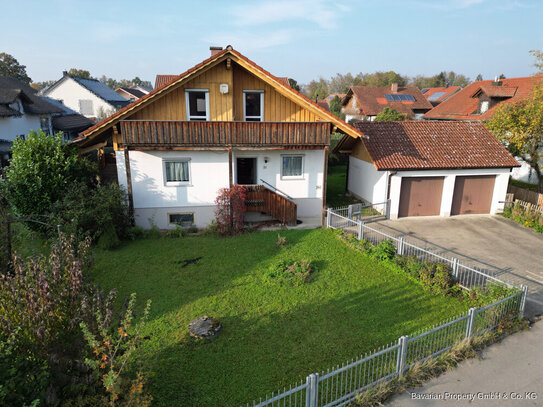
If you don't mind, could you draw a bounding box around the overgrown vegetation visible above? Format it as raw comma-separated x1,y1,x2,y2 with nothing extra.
264,259,315,286
374,107,407,121
0,234,152,406
503,202,543,233
214,185,248,236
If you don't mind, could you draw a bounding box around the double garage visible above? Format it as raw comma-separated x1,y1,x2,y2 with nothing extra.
398,175,496,217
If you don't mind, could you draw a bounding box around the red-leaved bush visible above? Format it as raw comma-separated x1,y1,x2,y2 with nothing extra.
214,185,247,235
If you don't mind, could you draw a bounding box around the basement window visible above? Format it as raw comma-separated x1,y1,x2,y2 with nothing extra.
243,90,264,121
185,89,209,121
169,213,194,227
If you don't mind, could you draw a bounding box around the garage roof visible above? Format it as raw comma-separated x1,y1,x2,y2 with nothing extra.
340,121,520,170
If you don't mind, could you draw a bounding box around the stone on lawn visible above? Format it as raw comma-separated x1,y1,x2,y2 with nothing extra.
188,316,222,339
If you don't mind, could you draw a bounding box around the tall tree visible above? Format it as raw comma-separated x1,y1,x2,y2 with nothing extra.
329,96,345,120
328,72,363,93
30,80,56,91
67,68,92,79
374,107,407,121
475,74,484,81
288,78,301,92
362,71,407,87
304,77,329,100
486,84,543,192
530,49,543,74
0,53,31,84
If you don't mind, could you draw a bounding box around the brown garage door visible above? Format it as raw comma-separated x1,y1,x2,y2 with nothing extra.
451,175,495,215
399,177,444,217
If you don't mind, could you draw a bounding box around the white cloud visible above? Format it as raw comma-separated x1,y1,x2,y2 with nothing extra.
229,0,351,29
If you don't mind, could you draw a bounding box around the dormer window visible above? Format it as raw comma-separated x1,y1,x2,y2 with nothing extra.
480,100,489,114
185,89,209,121
243,90,264,122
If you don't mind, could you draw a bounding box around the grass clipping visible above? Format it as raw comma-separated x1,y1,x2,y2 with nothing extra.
351,319,528,407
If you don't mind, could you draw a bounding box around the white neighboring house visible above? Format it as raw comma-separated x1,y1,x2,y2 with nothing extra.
0,76,62,165
73,46,362,229
335,121,520,219
42,72,130,121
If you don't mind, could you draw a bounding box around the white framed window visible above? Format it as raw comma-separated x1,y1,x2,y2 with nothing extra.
168,213,194,227
40,116,51,135
243,90,264,122
163,159,191,186
185,89,209,121
281,155,304,179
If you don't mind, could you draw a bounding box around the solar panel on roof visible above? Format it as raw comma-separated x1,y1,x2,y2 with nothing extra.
428,91,446,101
384,94,416,102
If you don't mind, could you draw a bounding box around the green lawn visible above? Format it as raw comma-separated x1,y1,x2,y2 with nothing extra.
91,229,468,407
326,165,359,208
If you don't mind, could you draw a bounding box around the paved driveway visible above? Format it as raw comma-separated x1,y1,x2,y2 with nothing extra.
373,215,543,317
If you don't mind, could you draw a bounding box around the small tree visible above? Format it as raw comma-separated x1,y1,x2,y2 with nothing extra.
486,84,543,192
374,107,408,121
67,68,92,79
1,131,95,230
329,96,345,120
214,185,247,235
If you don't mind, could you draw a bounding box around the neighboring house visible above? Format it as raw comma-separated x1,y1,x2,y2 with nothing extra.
42,72,131,120
421,86,461,106
73,46,361,229
41,97,94,140
115,87,148,102
0,76,63,164
341,84,432,122
154,75,179,89
423,76,543,184
335,121,519,219
317,94,346,112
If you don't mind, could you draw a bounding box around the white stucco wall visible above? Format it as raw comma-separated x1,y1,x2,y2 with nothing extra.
116,148,325,228
0,114,43,142
511,157,540,185
388,168,512,219
44,77,114,118
347,156,388,204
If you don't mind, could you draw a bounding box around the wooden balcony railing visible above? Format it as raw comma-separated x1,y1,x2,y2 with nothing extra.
244,185,297,225
119,120,330,148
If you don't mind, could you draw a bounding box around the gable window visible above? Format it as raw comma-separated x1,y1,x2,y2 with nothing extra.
164,159,190,185
281,155,304,178
169,213,194,227
185,89,209,121
243,90,264,121
40,117,51,135
79,99,93,116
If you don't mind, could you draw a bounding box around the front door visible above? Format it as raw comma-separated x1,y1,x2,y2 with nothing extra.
236,157,257,185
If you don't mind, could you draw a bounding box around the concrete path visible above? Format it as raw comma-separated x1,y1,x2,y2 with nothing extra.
373,215,543,317
386,320,543,407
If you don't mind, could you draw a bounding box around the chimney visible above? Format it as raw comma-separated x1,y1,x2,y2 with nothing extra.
210,46,223,56
391,83,398,93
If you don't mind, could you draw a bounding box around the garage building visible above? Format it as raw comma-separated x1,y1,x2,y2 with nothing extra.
335,121,520,219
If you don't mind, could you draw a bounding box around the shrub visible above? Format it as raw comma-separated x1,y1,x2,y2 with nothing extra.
214,185,247,236
394,255,423,278
276,234,286,246
50,182,131,244
1,131,95,231
126,226,145,241
264,259,315,286
165,225,186,238
371,240,396,262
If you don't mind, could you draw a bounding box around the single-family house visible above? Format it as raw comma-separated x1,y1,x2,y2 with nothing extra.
341,84,432,122
42,72,131,120
335,121,519,219
0,76,63,164
73,46,361,229
115,86,151,102
421,86,461,106
423,76,543,184
41,97,94,140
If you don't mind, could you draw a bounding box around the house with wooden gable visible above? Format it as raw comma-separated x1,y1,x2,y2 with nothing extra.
341,84,432,122
73,46,360,229
335,121,519,219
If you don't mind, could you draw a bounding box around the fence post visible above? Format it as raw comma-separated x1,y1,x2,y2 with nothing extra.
396,335,408,377
519,285,528,317
386,199,391,219
451,258,459,279
326,208,331,228
348,204,353,219
357,220,363,240
305,373,319,407
465,308,476,339
397,237,405,256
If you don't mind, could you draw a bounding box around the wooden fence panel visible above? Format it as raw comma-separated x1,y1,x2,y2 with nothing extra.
507,185,543,208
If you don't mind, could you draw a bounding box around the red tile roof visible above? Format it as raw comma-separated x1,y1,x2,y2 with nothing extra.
421,86,461,103
353,121,519,170
423,76,543,121
344,85,432,117
154,75,179,89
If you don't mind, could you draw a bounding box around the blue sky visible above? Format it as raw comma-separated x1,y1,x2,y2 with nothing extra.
2,0,542,85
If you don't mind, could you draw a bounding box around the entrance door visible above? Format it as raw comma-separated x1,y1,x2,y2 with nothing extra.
451,175,495,215
236,157,257,185
398,177,444,217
